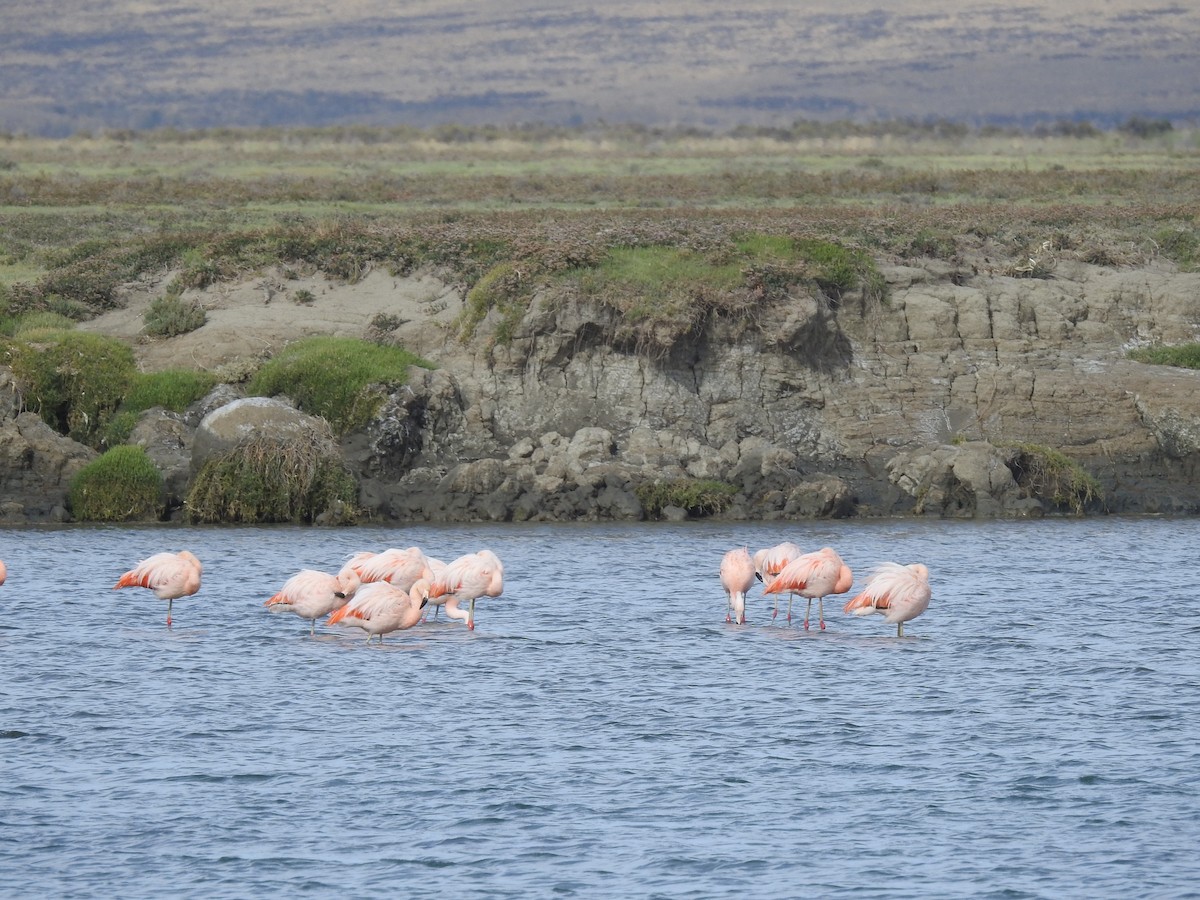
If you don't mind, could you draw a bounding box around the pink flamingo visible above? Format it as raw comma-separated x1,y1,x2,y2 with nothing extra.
114,550,203,626
264,568,362,635
763,546,852,630
753,541,802,621
0,559,6,585
345,546,432,592
843,562,931,637
428,550,504,630
720,547,756,624
326,579,429,643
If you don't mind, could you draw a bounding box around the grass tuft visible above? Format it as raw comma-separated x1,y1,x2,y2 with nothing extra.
68,445,164,521
246,336,433,435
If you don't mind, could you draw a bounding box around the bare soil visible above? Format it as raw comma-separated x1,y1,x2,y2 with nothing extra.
77,267,464,373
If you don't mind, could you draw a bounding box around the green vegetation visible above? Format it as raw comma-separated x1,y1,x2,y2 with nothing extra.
1153,227,1198,272
635,478,739,519
455,261,530,344
2,331,135,448
1127,343,1200,369
68,445,164,522
186,432,359,525
1006,443,1102,515
124,369,219,413
246,336,433,435
143,292,207,336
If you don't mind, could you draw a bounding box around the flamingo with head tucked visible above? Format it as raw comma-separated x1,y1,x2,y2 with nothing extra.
843,562,931,637
720,547,756,625
114,550,203,626
264,568,362,635
763,546,852,630
428,550,504,631
345,546,432,592
326,579,429,643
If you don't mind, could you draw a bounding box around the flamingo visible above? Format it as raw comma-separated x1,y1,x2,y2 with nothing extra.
763,546,852,630
264,568,362,635
428,550,504,630
753,541,802,621
114,550,203,626
420,556,449,622
345,546,432,592
0,559,6,585
720,547,756,625
843,562,931,637
326,579,429,643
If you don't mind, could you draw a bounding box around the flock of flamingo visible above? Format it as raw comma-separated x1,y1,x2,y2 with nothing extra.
720,543,932,637
0,537,927,639
105,545,504,640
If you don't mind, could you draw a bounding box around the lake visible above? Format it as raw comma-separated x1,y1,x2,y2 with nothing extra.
1,517,1198,898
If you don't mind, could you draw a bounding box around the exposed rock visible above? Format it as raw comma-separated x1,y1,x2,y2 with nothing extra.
192,397,337,476
0,412,97,522
8,254,1200,523
127,409,194,516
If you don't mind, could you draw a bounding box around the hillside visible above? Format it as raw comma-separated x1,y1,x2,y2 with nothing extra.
2,1,1198,136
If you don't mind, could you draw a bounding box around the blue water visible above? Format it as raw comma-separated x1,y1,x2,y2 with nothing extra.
1,518,1199,898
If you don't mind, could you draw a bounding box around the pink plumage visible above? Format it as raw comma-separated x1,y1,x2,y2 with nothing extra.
843,562,931,637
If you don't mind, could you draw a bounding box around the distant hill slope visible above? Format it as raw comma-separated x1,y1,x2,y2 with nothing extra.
2,0,1198,135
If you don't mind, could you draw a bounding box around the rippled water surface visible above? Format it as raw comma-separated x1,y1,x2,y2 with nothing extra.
2,518,1199,898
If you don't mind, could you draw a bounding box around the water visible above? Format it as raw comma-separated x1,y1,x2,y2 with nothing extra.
2,518,1199,898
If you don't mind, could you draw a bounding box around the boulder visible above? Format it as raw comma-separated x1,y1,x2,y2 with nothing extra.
191,397,337,475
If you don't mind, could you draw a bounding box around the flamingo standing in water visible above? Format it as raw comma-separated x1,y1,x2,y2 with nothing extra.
428,550,504,630
720,547,756,625
114,550,203,626
345,546,432,592
753,541,802,621
843,562,931,637
326,579,429,643
0,559,6,585
764,546,852,630
264,568,362,635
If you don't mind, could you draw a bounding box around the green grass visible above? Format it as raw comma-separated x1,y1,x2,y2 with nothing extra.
635,478,739,519
186,431,359,525
246,336,434,435
1005,443,1102,515
68,445,164,522
1127,343,1200,368
2,331,136,448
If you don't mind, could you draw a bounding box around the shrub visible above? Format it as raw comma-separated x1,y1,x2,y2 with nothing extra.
186,431,359,524
245,336,433,435
1153,228,1198,272
68,445,164,521
1005,443,1102,515
143,293,207,337
635,478,739,519
3,331,136,447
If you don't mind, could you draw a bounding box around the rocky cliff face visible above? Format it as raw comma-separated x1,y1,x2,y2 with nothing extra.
5,253,1200,524
356,253,1200,520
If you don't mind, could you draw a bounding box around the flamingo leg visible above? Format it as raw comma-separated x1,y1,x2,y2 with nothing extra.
166,598,173,627
819,598,826,631
772,597,779,620
803,598,812,631
309,619,316,636
786,596,795,624
897,623,905,638
468,597,476,631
